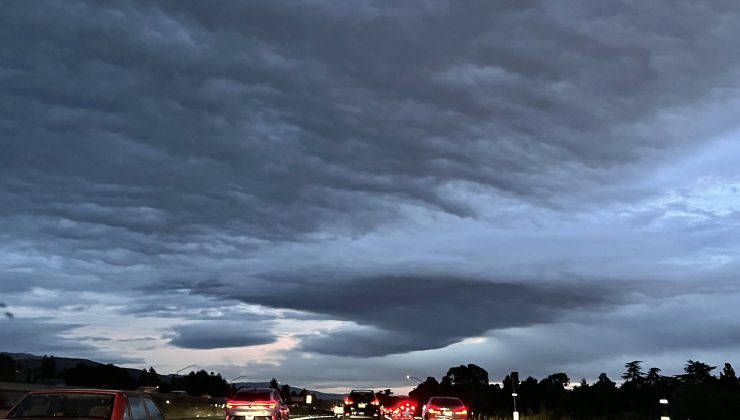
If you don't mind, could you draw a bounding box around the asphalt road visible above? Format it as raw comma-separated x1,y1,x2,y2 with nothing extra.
0,413,339,420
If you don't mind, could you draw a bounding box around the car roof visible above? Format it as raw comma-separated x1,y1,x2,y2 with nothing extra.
26,389,148,396
428,397,464,403
349,390,375,393
235,387,276,393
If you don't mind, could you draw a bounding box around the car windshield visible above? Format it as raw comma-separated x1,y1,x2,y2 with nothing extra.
349,392,375,403
429,398,463,407
9,394,114,419
233,391,273,402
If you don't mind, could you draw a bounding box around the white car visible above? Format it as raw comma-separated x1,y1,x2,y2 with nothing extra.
226,388,289,420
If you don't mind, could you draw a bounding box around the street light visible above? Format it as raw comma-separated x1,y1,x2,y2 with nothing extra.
176,365,197,375
229,375,250,384
406,375,424,383
169,365,198,386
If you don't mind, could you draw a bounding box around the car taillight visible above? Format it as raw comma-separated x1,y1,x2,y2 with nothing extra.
372,399,380,405
345,399,353,405
226,401,276,409
454,408,468,416
427,406,440,414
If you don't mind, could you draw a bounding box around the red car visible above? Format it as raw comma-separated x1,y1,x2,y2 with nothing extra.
3,389,165,420
388,400,416,420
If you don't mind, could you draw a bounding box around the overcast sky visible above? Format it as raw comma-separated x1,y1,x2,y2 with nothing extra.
2,0,740,392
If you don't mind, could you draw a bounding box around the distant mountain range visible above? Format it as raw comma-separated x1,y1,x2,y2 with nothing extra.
1,352,343,400
2,352,144,379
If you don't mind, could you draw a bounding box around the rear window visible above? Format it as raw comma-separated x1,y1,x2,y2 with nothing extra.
9,393,114,419
349,392,375,403
143,398,164,420
233,391,273,402
428,397,464,407
128,396,148,420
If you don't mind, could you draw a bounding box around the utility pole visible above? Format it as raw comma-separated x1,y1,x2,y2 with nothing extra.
659,398,669,420
511,371,519,420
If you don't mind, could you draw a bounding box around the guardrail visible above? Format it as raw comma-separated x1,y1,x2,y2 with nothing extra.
0,382,52,410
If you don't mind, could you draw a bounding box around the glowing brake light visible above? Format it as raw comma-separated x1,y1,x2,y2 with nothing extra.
454,408,468,416
427,406,440,414
345,399,353,405
372,399,380,405
226,401,277,409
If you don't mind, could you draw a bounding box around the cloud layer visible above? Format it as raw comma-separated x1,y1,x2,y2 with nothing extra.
2,0,740,388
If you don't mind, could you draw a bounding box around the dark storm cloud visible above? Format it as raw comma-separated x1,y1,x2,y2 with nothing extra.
119,290,274,321
3,0,740,385
168,320,277,349
298,327,446,358
181,275,627,356
3,0,740,259
0,317,95,354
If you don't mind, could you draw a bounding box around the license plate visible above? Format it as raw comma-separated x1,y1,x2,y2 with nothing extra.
358,403,367,408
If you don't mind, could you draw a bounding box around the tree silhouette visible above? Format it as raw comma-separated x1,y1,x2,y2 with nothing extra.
622,360,644,383
61,363,137,389
139,366,161,387
541,372,569,388
177,370,228,397
39,355,57,379
269,378,279,390
516,376,540,415
680,359,716,384
280,384,292,402
446,364,488,388
0,354,17,381
719,362,738,390
596,372,615,388
408,376,441,414
536,373,570,417
645,367,663,386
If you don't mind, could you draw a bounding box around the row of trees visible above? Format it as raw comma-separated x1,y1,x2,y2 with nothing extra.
6,353,740,418
1,354,319,405
0,354,230,397
265,378,322,409
409,361,740,420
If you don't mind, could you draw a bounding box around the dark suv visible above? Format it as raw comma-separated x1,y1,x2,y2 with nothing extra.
343,390,381,419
